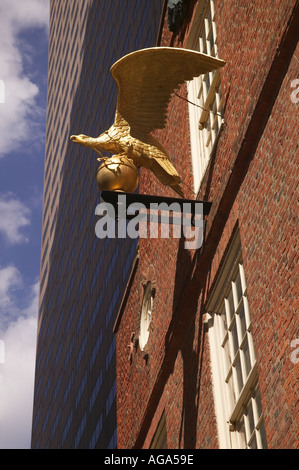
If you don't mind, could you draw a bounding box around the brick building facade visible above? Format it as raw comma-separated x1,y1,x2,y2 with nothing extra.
114,0,298,449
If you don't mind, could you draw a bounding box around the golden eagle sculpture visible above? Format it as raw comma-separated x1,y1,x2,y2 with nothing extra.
70,47,225,197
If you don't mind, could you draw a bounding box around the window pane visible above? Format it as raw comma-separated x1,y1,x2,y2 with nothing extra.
209,30,215,52
231,319,239,356
227,371,236,404
227,290,235,319
239,303,246,338
247,401,255,436
223,336,231,365
216,81,222,102
235,270,243,304
249,433,257,449
255,388,263,417
201,23,206,43
214,115,219,134
205,113,211,133
220,302,227,329
259,422,268,449
235,354,243,393
211,95,217,115
205,72,210,90
236,418,246,449
242,338,251,379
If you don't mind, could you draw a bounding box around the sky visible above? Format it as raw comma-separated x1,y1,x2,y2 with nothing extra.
0,0,50,449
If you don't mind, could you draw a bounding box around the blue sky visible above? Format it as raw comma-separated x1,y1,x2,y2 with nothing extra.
0,0,50,449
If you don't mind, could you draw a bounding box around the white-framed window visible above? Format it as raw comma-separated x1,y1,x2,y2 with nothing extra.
206,231,267,449
187,0,224,193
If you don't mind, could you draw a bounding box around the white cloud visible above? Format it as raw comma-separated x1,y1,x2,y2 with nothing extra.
0,193,31,244
2,0,50,30
0,264,23,316
0,0,49,157
0,266,39,449
0,314,38,449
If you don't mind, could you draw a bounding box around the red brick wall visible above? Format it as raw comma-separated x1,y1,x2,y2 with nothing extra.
115,0,299,449
237,44,299,449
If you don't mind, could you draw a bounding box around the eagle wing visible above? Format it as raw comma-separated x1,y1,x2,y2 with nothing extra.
110,47,225,134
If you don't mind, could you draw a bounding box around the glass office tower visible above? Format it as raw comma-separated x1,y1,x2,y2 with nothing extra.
31,0,163,449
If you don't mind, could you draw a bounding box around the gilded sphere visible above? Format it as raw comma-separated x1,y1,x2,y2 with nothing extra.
96,155,139,193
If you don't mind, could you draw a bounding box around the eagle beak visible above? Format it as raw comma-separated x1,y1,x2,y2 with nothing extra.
70,134,91,147
70,134,81,143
